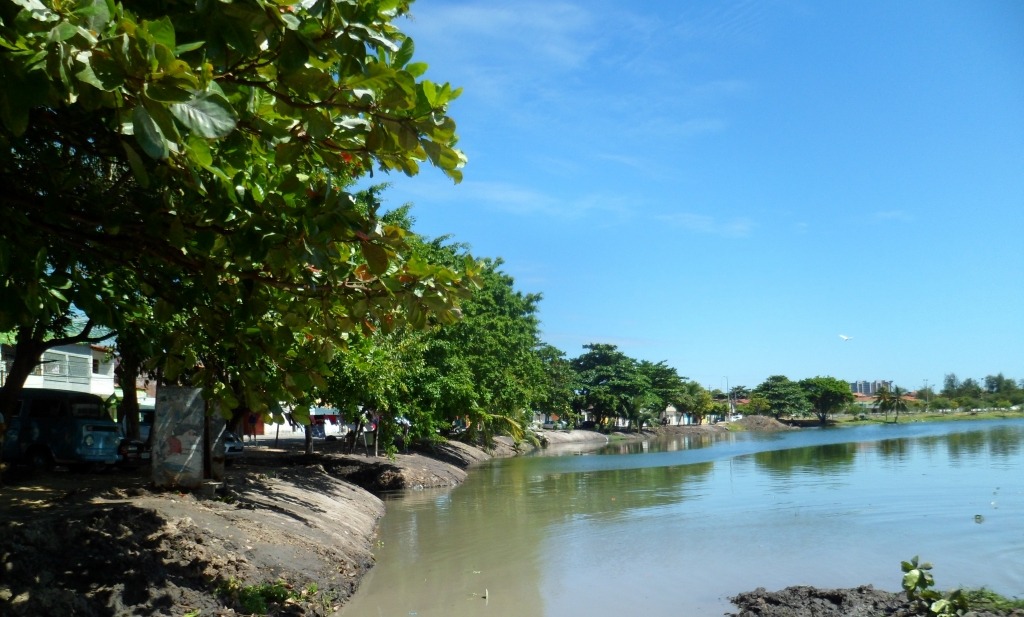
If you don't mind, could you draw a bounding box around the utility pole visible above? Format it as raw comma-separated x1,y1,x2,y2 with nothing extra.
723,376,731,420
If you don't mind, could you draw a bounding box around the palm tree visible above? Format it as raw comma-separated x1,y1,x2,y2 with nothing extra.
621,394,660,433
890,386,908,423
874,385,893,422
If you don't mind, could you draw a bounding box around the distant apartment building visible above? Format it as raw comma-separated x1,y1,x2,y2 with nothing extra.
849,380,893,395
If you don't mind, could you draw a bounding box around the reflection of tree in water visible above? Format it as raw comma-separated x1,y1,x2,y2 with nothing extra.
552,462,716,522
917,435,943,456
984,425,1022,459
599,432,724,455
945,429,987,460
877,437,911,462
450,460,716,534
752,443,857,478
905,425,1020,462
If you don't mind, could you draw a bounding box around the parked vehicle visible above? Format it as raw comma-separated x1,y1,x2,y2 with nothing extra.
117,405,154,468
2,388,121,470
223,431,244,462
117,435,151,468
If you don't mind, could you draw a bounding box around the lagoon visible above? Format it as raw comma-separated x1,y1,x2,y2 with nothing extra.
339,419,1024,616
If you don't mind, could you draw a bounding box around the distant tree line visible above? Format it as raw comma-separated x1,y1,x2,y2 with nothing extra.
916,373,1024,412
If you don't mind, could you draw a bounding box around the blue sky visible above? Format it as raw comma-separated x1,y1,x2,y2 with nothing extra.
367,0,1024,392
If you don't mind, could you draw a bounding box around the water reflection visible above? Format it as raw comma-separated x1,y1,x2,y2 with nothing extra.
596,431,725,455
340,419,1024,617
877,437,912,462
753,442,857,477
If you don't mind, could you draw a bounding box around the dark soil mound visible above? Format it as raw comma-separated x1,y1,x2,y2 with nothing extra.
729,586,908,616
734,415,795,431
729,585,1023,617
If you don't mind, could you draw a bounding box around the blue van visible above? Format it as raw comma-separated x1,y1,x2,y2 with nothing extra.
2,388,121,469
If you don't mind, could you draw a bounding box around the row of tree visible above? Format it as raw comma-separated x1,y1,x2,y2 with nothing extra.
917,373,1024,411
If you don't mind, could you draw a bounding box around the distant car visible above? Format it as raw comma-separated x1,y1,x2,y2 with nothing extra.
223,431,244,462
117,435,151,468
542,420,567,430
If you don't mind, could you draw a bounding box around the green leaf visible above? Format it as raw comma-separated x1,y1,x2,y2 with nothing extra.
362,241,390,275
186,135,213,167
49,22,82,43
77,54,126,91
169,90,237,138
394,36,415,68
903,570,921,589
72,0,112,31
132,105,169,159
121,141,150,187
145,17,177,50
278,32,309,71
145,82,194,103
175,40,206,54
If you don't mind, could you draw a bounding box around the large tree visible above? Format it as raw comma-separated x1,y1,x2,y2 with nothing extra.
571,343,649,428
0,1,470,421
404,245,544,445
799,376,855,425
534,344,578,425
636,360,689,416
752,375,809,420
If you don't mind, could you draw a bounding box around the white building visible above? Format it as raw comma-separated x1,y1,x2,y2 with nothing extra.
0,343,116,398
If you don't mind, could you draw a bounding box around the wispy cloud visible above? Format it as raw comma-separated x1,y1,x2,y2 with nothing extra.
658,212,755,238
409,3,596,70
456,181,635,221
594,152,647,169
669,0,770,43
873,210,913,222
671,118,729,137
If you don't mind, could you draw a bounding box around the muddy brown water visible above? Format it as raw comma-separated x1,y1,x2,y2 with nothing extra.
339,419,1024,616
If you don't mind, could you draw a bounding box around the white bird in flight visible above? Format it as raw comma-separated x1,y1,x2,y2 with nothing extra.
839,334,853,341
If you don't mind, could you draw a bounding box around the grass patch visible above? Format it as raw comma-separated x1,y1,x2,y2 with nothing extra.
830,410,1022,427
961,588,1024,612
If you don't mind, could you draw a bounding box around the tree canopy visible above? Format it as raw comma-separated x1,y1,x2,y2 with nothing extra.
799,376,855,424
752,375,809,419
0,0,473,420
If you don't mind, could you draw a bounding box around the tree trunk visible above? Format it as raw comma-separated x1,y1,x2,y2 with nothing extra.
115,351,142,439
347,418,365,455
0,326,50,430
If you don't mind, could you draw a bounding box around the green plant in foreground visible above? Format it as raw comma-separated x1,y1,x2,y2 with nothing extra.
901,556,968,616
218,578,299,615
